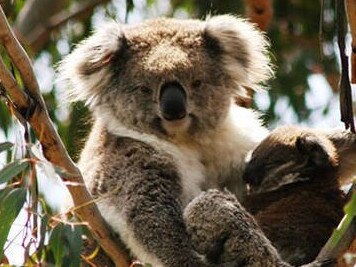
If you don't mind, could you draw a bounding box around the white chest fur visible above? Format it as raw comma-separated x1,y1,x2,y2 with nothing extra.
192,104,268,197
101,103,267,205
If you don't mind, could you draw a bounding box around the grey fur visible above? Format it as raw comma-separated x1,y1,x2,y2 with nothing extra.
184,189,290,267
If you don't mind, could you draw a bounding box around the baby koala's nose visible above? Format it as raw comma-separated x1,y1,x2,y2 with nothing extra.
159,82,187,121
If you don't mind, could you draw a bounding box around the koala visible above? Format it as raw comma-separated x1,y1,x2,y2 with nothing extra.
58,15,272,267
242,125,356,265
184,189,291,267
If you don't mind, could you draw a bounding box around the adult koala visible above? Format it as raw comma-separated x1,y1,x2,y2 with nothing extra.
58,15,272,267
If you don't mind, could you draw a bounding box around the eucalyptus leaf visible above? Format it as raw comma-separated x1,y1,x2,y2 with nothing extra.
0,188,27,259
49,225,65,267
0,142,13,154
344,190,356,216
48,223,82,267
64,225,82,267
0,159,30,184
0,187,11,202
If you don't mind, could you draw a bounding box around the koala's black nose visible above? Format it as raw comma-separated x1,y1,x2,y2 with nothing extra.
159,82,187,121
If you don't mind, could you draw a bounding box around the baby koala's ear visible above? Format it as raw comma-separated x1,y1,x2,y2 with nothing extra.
57,22,125,104
296,134,337,169
204,15,273,91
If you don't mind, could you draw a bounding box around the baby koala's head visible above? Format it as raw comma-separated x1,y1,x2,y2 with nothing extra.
243,125,339,194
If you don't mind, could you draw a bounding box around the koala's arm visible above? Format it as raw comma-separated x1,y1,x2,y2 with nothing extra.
184,189,291,267
81,131,208,267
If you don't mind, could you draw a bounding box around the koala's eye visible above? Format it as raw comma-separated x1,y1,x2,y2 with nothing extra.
191,80,202,88
140,86,152,94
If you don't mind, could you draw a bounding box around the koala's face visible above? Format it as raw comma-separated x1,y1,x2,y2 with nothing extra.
243,126,338,194
105,20,231,138
59,16,272,140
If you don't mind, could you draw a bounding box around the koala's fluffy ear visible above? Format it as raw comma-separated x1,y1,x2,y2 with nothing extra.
204,15,273,92
57,22,124,104
295,134,338,169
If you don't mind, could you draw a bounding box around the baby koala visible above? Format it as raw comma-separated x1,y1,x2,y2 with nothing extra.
184,189,291,267
243,125,349,265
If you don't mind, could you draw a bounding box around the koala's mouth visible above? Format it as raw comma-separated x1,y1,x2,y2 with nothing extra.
161,114,193,136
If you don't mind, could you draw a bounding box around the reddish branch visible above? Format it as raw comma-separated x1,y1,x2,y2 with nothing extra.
0,5,130,267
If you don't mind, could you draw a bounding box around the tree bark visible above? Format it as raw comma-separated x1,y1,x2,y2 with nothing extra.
14,0,69,40
13,0,110,55
346,0,356,83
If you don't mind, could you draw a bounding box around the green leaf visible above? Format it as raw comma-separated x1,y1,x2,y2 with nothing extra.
146,0,155,6
0,102,11,135
0,159,30,184
48,223,82,267
64,225,82,267
126,0,134,12
0,188,27,258
34,213,49,262
0,187,11,201
344,189,356,216
328,188,356,247
0,142,13,154
49,225,65,267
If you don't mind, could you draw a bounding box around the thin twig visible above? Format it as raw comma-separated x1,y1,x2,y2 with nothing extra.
319,0,324,59
0,5,130,266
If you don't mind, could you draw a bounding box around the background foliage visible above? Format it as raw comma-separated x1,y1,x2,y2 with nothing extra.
0,0,354,266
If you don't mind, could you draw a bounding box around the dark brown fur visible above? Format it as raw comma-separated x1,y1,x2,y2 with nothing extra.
243,126,347,265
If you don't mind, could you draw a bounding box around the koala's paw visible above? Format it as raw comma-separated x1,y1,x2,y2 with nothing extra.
184,189,290,267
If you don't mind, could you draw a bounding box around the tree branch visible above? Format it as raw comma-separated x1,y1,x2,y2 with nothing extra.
18,0,110,55
14,0,67,39
346,0,356,83
0,56,30,110
336,0,355,133
0,5,130,267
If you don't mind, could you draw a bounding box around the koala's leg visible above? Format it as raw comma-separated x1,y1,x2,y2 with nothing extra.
90,137,210,267
184,189,291,267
